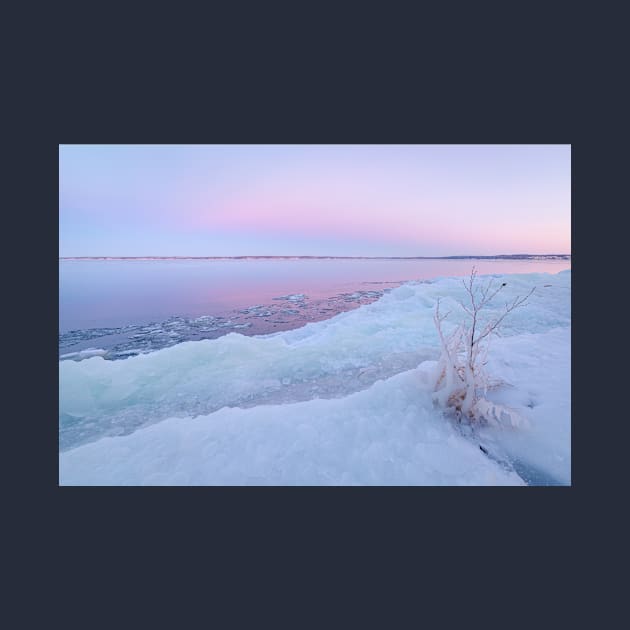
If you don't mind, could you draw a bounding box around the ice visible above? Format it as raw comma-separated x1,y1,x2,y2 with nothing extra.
59,368,524,486
474,327,571,485
59,288,393,360
59,314,254,360
59,270,570,485
273,294,308,301
239,306,273,317
59,348,107,361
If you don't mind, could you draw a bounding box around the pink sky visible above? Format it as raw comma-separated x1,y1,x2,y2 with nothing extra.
60,145,571,256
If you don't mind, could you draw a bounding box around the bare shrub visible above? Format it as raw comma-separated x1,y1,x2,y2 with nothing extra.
432,267,535,426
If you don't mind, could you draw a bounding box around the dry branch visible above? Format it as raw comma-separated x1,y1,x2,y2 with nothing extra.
432,267,534,425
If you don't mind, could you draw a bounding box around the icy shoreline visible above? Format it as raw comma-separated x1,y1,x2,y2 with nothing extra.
59,270,570,485
58,288,391,361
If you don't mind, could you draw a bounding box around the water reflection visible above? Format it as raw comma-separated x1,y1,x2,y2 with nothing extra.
59,258,571,359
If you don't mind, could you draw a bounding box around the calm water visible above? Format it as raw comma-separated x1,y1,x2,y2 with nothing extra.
59,258,570,359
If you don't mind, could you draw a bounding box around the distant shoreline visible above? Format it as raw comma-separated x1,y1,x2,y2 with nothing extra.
60,254,571,261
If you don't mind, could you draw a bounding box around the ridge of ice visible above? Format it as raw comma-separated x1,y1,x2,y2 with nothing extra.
60,366,525,486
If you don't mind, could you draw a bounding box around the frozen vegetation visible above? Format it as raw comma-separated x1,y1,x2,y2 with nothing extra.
59,271,570,485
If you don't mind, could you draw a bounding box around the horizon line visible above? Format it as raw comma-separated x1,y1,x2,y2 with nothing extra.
59,253,571,260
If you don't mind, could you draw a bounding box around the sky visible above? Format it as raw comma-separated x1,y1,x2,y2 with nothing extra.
59,144,570,257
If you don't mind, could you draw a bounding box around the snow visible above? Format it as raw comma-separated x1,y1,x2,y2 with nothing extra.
59,348,107,361
60,366,524,486
475,327,571,484
59,270,570,485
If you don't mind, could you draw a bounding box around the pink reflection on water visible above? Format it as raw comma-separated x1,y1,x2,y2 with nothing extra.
59,258,571,332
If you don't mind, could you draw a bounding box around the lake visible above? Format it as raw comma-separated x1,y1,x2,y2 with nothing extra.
59,257,570,360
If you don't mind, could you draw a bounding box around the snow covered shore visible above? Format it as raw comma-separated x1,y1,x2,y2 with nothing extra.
59,270,570,485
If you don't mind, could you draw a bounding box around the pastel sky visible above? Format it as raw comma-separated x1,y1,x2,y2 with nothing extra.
59,144,570,257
